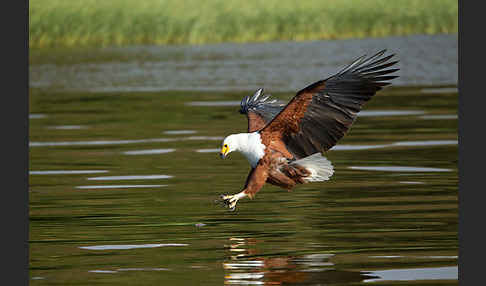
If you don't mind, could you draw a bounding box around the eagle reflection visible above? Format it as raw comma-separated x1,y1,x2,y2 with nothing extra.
223,237,377,285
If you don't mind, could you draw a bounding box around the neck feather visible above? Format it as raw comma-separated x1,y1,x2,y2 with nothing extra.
233,132,265,167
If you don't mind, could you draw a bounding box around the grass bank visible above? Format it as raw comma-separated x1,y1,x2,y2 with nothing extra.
30,0,458,49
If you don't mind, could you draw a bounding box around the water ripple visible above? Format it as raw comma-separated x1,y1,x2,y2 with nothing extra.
419,114,458,120
29,114,47,119
47,125,87,130
349,166,452,172
76,185,167,189
30,136,222,147
364,266,458,283
358,110,425,117
163,130,197,135
122,148,175,155
80,243,188,250
196,148,220,153
30,170,109,175
87,175,172,180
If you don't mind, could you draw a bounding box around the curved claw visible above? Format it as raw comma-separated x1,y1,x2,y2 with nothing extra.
217,194,239,211
214,196,226,207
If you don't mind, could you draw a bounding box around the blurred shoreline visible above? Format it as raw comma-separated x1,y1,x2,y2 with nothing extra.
30,34,458,92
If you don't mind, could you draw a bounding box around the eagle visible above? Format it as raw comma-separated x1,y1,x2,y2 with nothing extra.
217,50,399,211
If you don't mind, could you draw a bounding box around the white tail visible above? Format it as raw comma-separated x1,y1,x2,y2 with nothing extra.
290,153,334,182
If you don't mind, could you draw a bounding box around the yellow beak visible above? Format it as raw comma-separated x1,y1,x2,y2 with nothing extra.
220,145,229,159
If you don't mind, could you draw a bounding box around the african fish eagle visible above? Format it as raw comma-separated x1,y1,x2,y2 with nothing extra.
218,50,399,211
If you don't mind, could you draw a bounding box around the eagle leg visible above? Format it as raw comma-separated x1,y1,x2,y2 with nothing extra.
217,161,268,211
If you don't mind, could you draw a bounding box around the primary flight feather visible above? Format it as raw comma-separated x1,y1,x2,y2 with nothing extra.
218,50,399,211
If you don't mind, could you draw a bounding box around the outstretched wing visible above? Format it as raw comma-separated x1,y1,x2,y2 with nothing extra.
239,88,285,132
262,50,399,159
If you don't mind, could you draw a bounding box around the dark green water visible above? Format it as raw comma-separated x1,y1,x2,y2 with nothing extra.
29,85,458,285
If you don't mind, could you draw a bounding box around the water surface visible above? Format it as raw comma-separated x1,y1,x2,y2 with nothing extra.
29,36,458,285
29,85,457,285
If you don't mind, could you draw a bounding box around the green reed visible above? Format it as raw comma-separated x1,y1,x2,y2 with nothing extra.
29,0,458,49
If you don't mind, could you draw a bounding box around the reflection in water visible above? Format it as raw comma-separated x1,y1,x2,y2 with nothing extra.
223,238,376,285
223,238,458,285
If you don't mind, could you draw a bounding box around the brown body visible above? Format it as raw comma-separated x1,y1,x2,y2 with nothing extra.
243,149,310,199
243,93,317,197
243,121,313,198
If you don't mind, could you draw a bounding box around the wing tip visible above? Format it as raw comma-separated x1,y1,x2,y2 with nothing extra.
240,87,282,115
340,49,399,76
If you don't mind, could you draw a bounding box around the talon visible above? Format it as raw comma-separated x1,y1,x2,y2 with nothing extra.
217,194,239,211
228,199,237,210
221,195,231,200
215,194,229,205
216,191,247,211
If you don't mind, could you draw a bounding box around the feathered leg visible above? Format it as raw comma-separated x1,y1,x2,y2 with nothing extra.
219,162,268,211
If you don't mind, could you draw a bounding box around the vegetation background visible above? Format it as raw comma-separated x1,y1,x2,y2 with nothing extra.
29,0,458,49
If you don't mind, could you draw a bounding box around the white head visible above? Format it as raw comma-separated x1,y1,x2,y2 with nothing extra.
219,132,266,167
220,134,240,159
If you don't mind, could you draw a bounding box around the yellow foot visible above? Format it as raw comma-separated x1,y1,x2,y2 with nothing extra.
217,191,247,211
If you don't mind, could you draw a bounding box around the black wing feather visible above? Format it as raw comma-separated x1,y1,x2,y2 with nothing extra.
283,50,399,158
239,88,285,129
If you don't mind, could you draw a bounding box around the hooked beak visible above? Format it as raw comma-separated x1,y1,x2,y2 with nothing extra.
220,145,229,159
